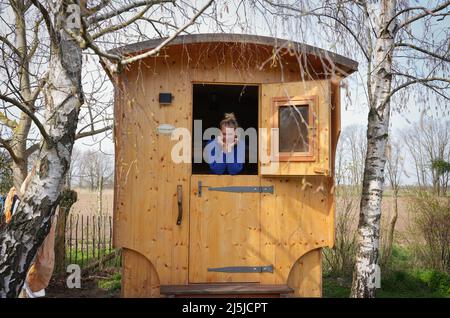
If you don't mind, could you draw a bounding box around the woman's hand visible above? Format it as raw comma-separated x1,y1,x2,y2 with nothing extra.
224,136,237,153
217,135,225,150
218,134,236,153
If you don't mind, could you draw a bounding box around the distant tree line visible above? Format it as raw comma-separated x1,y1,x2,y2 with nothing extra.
337,119,450,196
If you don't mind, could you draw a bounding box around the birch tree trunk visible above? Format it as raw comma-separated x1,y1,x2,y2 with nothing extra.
350,0,397,298
0,5,82,297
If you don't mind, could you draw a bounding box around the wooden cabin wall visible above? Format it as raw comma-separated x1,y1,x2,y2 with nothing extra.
122,248,160,297
287,248,322,297
113,42,339,295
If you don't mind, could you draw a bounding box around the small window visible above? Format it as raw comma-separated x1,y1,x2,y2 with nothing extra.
272,96,317,161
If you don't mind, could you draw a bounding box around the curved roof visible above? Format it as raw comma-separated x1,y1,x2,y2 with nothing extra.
110,33,358,76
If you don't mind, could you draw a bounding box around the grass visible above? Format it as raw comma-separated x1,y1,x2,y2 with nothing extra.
66,248,121,268
323,246,450,298
324,270,449,298
98,273,122,292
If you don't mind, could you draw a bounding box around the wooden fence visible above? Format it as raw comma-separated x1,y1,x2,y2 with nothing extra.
65,213,120,268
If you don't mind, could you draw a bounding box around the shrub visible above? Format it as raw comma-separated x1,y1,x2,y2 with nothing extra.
408,193,450,272
323,190,358,276
415,270,450,297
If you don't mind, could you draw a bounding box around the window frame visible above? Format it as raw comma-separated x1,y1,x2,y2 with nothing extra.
270,95,318,162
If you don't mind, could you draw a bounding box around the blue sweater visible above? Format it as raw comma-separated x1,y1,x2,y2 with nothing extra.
206,138,245,175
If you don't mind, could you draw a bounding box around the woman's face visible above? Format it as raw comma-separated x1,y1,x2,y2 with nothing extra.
221,125,236,144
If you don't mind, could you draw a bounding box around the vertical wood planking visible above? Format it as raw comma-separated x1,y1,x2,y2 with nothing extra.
189,175,261,283
114,42,338,293
122,248,160,297
287,248,322,297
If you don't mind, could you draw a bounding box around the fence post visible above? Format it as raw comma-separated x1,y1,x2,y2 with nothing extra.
92,215,95,262
81,215,84,267
86,216,89,263
69,214,73,265
75,214,79,264
109,216,112,254
97,215,101,261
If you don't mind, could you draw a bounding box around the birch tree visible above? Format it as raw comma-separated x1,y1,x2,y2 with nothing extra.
0,0,214,298
255,0,450,297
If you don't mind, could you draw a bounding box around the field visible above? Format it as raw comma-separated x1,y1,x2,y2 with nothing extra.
45,189,448,298
70,188,114,216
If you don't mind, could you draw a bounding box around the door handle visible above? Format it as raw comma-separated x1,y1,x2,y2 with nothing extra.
176,185,182,225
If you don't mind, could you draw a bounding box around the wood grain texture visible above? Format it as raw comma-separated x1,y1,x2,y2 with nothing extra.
260,80,332,176
122,248,160,297
189,175,261,283
287,248,322,297
113,42,340,296
260,176,332,284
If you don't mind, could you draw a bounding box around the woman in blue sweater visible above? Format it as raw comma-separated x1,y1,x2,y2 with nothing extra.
206,113,244,175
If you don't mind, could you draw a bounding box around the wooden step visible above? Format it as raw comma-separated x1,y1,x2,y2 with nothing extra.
160,283,294,298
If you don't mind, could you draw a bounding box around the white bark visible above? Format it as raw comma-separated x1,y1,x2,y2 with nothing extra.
350,0,397,298
0,6,82,297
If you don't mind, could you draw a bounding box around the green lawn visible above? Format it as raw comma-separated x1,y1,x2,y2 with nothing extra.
323,239,450,298
323,270,450,298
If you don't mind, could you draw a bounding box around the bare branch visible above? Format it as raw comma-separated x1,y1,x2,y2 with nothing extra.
0,93,50,142
0,35,21,56
397,1,450,30
261,0,370,61
27,16,44,59
92,4,151,39
75,125,112,139
0,111,18,130
25,142,40,157
380,76,450,112
0,137,19,162
30,0,58,46
26,124,113,157
395,42,450,63
121,0,214,65
87,0,174,25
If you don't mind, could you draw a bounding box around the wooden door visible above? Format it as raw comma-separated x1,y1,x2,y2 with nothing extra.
189,175,263,283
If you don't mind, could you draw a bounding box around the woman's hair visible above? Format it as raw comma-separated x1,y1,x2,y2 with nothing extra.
220,112,239,129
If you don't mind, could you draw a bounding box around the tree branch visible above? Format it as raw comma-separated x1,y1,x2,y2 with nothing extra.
261,0,370,61
0,35,21,56
379,76,450,111
120,0,214,65
395,42,450,63
397,1,450,30
92,4,151,39
87,0,174,25
0,137,19,163
0,111,18,130
30,0,58,46
25,142,40,157
26,124,113,157
0,93,50,142
75,125,112,139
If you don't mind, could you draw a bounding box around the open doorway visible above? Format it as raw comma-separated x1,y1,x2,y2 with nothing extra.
192,83,259,175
